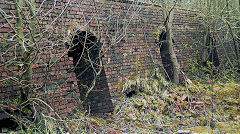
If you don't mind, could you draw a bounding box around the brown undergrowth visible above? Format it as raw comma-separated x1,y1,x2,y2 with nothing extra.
100,70,240,133
4,69,239,134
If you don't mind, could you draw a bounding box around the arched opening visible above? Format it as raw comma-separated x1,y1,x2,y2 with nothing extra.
201,34,220,67
0,110,25,132
0,118,18,132
209,47,220,67
68,31,99,102
68,30,113,113
158,31,174,81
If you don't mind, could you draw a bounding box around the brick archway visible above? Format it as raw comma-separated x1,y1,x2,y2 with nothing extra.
68,30,113,113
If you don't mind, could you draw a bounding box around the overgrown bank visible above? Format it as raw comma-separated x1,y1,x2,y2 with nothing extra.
3,69,239,134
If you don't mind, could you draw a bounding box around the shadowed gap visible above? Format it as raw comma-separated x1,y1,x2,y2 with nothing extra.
68,31,113,113
202,35,220,69
158,31,174,81
209,47,220,67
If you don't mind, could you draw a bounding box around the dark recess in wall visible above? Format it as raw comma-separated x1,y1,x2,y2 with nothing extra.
209,47,220,67
158,31,174,81
0,118,18,132
202,35,220,68
68,31,113,113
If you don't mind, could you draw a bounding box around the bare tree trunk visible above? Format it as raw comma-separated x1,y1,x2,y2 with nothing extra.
14,0,33,102
239,0,240,11
162,1,180,84
225,0,239,60
201,27,211,63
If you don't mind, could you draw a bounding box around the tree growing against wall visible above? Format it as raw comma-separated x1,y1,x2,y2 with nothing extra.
13,0,35,104
160,0,180,84
0,0,143,130
0,0,71,121
178,0,239,70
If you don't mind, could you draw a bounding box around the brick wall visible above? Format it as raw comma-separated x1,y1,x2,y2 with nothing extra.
0,0,230,116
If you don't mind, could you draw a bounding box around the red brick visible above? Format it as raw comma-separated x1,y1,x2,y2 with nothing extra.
0,0,228,116
64,108,71,113
58,105,66,110
67,103,74,108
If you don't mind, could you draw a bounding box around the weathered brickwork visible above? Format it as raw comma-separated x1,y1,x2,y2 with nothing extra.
0,0,231,116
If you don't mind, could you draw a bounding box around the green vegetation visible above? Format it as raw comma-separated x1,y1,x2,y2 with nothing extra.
0,0,239,133
102,69,239,133
6,68,239,133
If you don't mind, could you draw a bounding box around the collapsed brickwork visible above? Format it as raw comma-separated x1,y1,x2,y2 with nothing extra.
0,0,231,117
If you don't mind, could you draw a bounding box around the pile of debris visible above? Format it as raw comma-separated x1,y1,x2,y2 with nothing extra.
102,72,240,133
